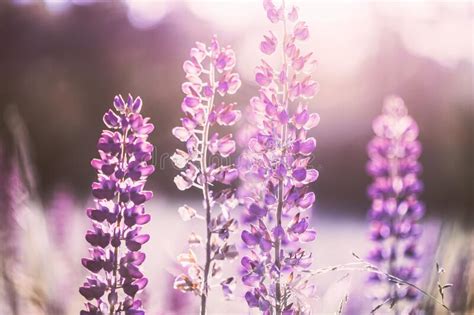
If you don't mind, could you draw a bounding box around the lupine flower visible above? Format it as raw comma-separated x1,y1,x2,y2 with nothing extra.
172,36,241,315
366,96,424,312
1,107,53,315
159,265,193,315
80,95,154,315
238,1,319,313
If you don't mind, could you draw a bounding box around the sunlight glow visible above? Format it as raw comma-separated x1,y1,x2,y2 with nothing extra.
124,0,173,29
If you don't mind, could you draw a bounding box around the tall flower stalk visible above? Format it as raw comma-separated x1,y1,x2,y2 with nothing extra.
172,36,241,315
80,95,154,315
2,105,49,314
366,96,424,313
238,1,319,313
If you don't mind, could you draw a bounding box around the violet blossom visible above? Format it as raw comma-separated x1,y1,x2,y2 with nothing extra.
366,96,424,312
80,94,154,315
171,36,241,315
238,1,319,313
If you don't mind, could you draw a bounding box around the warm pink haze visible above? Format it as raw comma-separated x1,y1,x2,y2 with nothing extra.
0,0,472,314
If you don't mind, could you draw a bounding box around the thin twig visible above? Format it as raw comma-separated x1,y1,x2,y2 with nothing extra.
337,292,349,315
302,253,451,313
370,297,392,314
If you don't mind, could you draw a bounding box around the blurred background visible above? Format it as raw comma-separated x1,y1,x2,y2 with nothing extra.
0,0,472,314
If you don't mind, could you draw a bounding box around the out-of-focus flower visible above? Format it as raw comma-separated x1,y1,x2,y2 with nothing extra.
0,141,22,315
160,265,193,315
238,1,319,313
1,106,52,315
366,95,424,312
47,187,76,249
80,95,154,314
172,36,241,315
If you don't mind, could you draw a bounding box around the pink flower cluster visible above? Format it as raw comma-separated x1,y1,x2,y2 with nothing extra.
172,36,241,315
80,95,154,315
238,1,319,313
367,96,425,311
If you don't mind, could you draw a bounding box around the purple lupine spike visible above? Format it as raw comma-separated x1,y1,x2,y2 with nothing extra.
366,96,424,312
80,95,154,315
238,1,319,313
172,36,241,315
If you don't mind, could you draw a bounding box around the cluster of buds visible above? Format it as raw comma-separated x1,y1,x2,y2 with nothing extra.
238,0,319,313
171,36,241,315
366,96,424,311
80,95,154,315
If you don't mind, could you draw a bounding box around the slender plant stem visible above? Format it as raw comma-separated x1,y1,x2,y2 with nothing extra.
199,61,216,315
302,256,450,313
274,1,289,314
387,137,402,314
109,125,128,315
275,182,283,314
388,237,400,314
